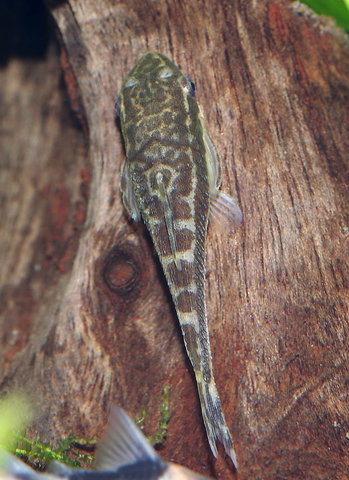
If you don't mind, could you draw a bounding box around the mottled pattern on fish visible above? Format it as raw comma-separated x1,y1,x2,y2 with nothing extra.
118,52,240,467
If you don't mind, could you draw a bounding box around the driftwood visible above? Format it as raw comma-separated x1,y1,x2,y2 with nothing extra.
0,1,349,478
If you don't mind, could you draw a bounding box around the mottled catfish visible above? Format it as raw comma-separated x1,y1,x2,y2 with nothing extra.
117,52,242,467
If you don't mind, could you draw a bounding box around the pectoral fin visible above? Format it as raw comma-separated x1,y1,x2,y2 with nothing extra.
210,192,243,230
202,116,221,197
120,161,141,221
202,122,243,230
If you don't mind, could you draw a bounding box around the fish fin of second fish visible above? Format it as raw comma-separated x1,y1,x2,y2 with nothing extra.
48,460,76,475
0,449,56,480
94,406,163,471
168,464,213,480
0,449,34,475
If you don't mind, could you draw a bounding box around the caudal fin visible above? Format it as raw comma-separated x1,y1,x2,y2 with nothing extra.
197,380,238,469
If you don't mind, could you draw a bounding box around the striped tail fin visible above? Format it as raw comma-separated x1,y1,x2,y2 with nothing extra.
196,377,238,468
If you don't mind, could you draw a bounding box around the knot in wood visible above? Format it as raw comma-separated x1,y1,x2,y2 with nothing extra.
103,246,140,297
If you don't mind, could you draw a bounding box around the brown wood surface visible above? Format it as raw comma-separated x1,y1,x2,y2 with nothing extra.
1,1,349,479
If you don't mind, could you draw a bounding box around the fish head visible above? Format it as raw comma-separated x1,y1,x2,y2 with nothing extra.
120,51,195,103
118,52,197,156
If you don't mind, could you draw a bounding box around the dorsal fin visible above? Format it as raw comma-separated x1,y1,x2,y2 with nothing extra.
93,407,162,471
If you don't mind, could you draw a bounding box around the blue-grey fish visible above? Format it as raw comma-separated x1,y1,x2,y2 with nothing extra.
118,52,242,467
0,406,211,480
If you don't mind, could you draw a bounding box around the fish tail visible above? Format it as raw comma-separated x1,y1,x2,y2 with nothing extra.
196,376,238,468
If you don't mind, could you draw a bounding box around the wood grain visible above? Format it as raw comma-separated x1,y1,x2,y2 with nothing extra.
0,1,348,478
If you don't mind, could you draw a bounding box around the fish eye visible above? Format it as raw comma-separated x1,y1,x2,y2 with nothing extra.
182,77,196,96
124,77,138,88
159,68,173,79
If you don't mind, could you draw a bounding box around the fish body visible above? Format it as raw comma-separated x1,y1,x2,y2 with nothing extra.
0,407,211,480
118,52,241,467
